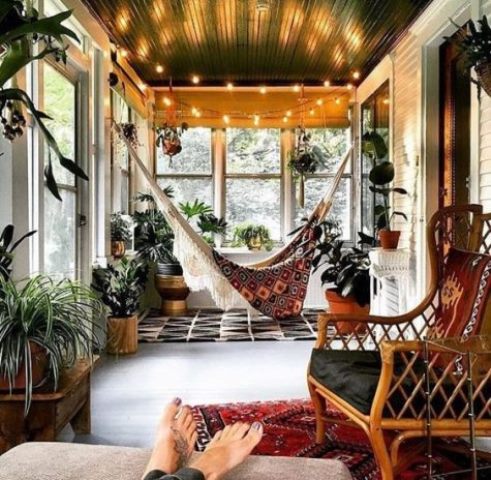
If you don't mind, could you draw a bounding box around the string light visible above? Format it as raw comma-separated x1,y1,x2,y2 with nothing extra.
282,116,288,123
191,107,200,116
195,110,202,117
119,48,129,58
259,85,267,94
138,83,147,91
223,114,230,124
309,109,315,115
254,115,260,126
292,84,301,92
352,71,361,80
156,64,164,73
192,75,201,84
383,98,390,105
335,97,340,104
323,80,331,87
346,83,353,90
316,98,323,106
227,82,234,90
163,96,172,106
286,110,292,117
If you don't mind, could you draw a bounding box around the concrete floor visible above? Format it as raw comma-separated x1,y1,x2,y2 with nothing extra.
70,341,313,448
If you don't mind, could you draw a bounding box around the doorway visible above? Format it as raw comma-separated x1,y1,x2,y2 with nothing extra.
439,38,471,208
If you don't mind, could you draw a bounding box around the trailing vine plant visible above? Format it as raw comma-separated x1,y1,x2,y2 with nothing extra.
0,0,88,200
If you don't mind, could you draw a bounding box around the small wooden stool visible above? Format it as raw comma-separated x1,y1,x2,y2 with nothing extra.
0,358,96,454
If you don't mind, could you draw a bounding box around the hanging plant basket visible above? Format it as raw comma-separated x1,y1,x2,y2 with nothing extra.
475,62,491,98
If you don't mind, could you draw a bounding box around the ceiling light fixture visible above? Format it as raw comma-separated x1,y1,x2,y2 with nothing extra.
156,64,164,73
192,75,200,84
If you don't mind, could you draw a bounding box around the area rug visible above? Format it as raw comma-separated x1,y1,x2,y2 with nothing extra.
138,308,321,342
191,399,488,480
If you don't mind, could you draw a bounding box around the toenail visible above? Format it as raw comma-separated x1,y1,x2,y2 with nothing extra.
252,422,262,430
173,397,182,406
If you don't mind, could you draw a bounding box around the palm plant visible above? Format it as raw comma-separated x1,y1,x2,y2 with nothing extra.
0,275,102,414
0,0,88,200
179,199,213,221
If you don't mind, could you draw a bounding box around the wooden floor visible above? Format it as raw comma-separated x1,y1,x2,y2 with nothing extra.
68,341,313,448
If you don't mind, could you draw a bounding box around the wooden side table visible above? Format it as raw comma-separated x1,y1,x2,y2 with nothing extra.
0,358,96,454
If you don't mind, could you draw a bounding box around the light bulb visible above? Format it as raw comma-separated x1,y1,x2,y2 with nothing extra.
156,65,164,73
286,110,292,117
192,75,200,84
223,115,230,124
163,97,172,106
316,98,323,106
352,71,360,80
259,86,267,94
292,84,301,92
323,80,330,87
227,82,234,90
254,115,260,126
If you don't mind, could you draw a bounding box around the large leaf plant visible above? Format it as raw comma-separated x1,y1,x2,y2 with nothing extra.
0,0,88,200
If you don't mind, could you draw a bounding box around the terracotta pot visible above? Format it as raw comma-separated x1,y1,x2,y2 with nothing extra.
476,62,491,98
155,273,190,316
325,290,369,335
378,229,401,249
0,342,48,391
106,314,138,355
111,240,126,259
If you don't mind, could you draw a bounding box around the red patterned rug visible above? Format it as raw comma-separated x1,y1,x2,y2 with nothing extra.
191,399,484,480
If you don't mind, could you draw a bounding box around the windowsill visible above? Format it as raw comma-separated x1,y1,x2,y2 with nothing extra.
217,246,280,256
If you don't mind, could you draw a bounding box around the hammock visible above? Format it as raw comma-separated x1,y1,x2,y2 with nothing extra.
113,122,352,318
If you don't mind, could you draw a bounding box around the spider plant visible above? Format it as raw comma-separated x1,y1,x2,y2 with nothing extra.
0,275,103,414
0,0,88,200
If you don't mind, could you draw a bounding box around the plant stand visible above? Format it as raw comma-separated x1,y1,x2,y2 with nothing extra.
0,359,95,454
155,274,189,316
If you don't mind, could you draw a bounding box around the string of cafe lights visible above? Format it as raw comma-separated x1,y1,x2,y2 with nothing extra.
114,46,359,126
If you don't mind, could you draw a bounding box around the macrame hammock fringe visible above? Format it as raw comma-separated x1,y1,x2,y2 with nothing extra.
113,122,352,319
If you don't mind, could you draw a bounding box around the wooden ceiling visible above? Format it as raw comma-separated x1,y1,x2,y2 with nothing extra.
81,0,432,86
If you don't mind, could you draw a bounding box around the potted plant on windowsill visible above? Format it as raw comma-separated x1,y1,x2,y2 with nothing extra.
232,223,273,251
110,212,131,259
312,219,371,334
0,275,102,414
92,258,148,355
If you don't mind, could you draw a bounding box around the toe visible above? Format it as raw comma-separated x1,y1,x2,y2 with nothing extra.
161,398,182,424
176,406,191,426
207,429,222,447
244,422,263,448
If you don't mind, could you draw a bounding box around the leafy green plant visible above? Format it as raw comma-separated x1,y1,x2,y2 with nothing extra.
311,219,370,307
92,257,148,317
179,199,213,221
0,224,36,279
0,275,102,414
0,0,88,200
197,213,228,246
232,223,273,251
362,131,407,233
110,213,131,243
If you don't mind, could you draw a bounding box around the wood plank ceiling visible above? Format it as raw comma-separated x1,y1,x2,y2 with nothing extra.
81,0,432,86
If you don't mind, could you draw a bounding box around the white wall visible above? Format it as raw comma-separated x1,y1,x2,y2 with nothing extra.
356,0,491,305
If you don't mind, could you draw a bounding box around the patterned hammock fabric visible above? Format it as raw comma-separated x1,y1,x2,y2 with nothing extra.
213,223,317,319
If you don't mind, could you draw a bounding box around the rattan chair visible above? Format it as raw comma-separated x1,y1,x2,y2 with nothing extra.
307,204,491,480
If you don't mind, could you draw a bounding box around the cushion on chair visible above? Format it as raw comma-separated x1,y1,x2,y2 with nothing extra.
432,247,491,339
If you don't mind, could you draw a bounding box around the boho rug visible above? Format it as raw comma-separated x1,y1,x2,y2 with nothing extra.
191,399,489,480
138,308,321,342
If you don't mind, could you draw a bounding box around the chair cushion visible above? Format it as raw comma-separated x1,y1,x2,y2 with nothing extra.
433,248,491,339
309,349,382,415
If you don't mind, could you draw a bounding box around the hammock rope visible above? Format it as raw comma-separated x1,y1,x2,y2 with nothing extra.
113,122,352,316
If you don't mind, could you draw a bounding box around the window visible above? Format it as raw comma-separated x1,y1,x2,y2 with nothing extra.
42,63,78,278
293,128,352,239
154,127,353,246
225,128,281,240
156,127,213,206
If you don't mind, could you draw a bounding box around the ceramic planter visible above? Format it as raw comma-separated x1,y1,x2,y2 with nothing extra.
111,240,126,259
378,229,401,249
325,290,369,334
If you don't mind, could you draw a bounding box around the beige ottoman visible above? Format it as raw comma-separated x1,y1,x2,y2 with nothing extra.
0,442,353,480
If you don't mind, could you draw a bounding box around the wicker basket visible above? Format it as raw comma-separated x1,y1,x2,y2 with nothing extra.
475,62,491,97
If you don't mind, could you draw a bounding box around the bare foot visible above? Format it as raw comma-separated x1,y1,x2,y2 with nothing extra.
141,399,198,478
190,422,263,480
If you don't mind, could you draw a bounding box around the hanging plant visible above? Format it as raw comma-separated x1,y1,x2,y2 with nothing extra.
0,0,88,200
448,15,491,98
155,122,188,159
118,122,139,149
288,127,327,207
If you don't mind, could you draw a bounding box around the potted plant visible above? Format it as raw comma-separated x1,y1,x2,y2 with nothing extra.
0,275,102,413
449,15,491,97
155,122,189,159
362,131,408,249
92,258,148,355
232,223,274,251
110,213,131,259
0,1,88,200
133,192,190,315
312,219,370,333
